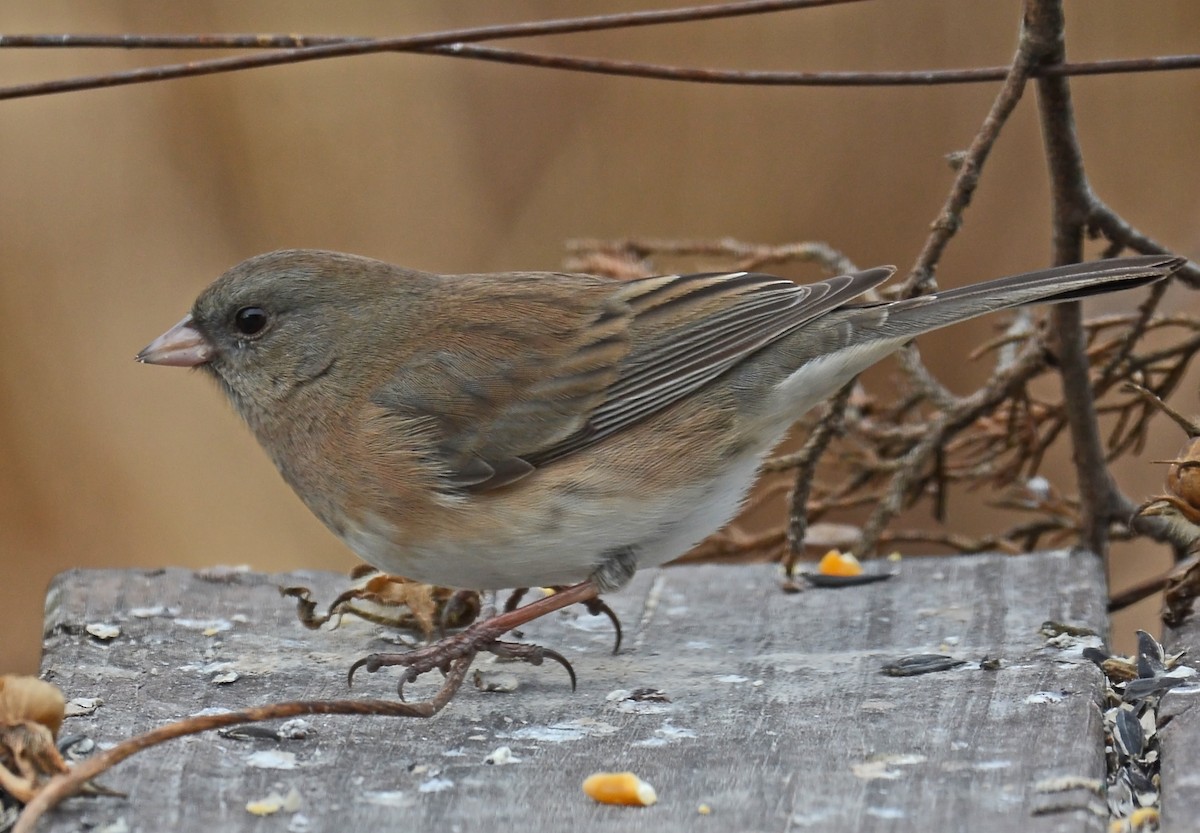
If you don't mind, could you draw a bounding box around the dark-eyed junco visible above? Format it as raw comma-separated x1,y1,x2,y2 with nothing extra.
137,251,1180,681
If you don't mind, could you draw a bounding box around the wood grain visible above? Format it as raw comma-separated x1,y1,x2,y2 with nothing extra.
35,552,1110,831
1162,595,1200,830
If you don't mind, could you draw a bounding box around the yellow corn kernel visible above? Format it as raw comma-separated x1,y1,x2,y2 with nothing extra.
582,772,658,806
816,550,863,577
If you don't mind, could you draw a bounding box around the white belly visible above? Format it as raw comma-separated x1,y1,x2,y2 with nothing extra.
343,450,769,591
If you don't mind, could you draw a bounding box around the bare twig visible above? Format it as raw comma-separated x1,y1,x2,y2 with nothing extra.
1026,0,1128,558
832,5,1043,551
855,345,1050,553
1123,382,1200,437
3,29,1199,102
269,49,1200,86
0,0,867,101
901,29,1038,296
565,237,857,275
877,519,1074,554
1096,278,1170,385
13,657,472,833
784,383,854,574
1089,196,1200,287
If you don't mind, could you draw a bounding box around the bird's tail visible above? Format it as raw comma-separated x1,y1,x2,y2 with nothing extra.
864,254,1182,340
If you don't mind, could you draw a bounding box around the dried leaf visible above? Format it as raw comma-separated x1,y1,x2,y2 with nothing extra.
0,676,65,737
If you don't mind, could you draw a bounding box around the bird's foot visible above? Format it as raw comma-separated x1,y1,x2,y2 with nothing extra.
348,624,576,699
349,579,603,699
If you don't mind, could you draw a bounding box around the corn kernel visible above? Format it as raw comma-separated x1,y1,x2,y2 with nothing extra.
582,771,658,806
816,550,863,577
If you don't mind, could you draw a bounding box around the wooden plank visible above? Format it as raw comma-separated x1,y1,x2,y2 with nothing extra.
34,551,1109,832
1161,600,1200,829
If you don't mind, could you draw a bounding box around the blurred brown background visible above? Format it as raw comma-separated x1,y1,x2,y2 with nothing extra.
2,2,1198,673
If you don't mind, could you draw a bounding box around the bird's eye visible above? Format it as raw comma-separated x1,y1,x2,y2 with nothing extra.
233,306,269,336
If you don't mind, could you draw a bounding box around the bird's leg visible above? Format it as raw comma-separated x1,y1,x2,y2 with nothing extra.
556,545,635,654
503,587,529,612
504,585,622,653
349,579,601,699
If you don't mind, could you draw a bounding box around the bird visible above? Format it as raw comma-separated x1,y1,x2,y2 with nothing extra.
137,250,1181,689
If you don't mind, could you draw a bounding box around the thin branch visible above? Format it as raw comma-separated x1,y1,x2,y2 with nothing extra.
1026,0,1125,558
0,0,866,101
877,520,1073,554
785,383,854,574
296,49,1200,86
1089,196,1200,288
897,343,959,410
13,657,472,833
843,3,1039,550
3,30,1199,101
1096,277,1169,385
1123,381,1200,437
901,25,1039,295
1,0,860,50
1109,567,1179,612
854,344,1049,554
566,237,858,275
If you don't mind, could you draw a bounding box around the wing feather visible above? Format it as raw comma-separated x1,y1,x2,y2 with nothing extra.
526,267,893,467
372,267,895,489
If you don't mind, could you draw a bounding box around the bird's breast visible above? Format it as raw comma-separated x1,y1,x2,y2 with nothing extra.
325,439,772,591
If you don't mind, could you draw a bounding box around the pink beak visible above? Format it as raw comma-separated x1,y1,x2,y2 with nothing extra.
136,315,214,367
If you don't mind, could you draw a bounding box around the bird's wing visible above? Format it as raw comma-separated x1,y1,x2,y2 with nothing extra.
372,267,894,491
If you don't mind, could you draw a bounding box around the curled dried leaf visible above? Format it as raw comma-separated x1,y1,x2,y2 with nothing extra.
0,676,69,805
0,676,65,738
282,569,481,637
1165,438,1200,512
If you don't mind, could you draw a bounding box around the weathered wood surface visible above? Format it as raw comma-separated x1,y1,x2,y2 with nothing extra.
1162,599,1200,830
34,552,1113,832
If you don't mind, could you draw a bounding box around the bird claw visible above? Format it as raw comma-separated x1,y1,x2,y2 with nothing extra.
487,640,578,691
578,597,623,654
347,621,577,698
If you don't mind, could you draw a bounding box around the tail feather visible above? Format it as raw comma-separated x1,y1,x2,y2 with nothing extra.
864,254,1181,339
